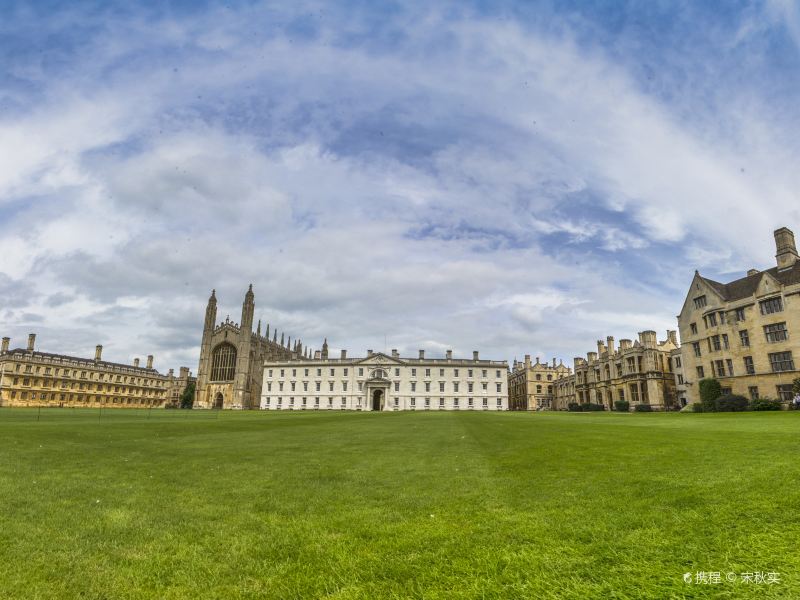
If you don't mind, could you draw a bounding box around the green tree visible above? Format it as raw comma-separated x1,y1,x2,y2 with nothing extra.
699,378,722,412
793,377,800,396
180,381,196,409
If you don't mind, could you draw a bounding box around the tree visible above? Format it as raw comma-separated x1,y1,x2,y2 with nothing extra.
180,381,196,409
699,378,722,412
793,377,800,396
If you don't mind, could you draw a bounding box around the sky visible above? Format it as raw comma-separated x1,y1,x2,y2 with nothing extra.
2,0,800,373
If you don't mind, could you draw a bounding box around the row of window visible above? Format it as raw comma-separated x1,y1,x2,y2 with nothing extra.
262,396,504,408
1,363,160,386
694,351,795,379
691,323,789,358
267,367,503,379
265,380,502,393
6,377,163,395
690,296,784,333
745,384,794,402
3,390,160,404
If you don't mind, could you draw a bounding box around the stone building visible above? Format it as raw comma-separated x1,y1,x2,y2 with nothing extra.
676,227,800,405
261,344,508,411
0,334,192,408
194,285,303,409
508,355,571,410
669,348,688,407
164,367,197,408
553,331,680,411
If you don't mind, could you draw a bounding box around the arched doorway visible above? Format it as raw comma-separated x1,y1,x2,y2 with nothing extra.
213,392,223,409
372,389,384,412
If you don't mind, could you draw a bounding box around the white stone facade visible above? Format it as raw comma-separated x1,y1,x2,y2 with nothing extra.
260,349,508,411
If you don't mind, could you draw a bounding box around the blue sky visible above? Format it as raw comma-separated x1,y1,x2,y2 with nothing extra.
2,0,800,372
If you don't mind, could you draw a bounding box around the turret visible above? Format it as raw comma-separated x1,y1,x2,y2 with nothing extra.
321,338,329,360
27,333,35,352
775,227,799,270
240,284,254,332
204,289,217,332
146,355,153,369
1,337,9,353
95,345,103,361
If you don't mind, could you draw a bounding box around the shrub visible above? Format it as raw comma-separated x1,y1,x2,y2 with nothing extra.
583,403,605,412
634,404,653,412
614,400,630,412
699,378,722,412
691,402,704,413
567,403,581,412
750,398,782,411
715,394,749,412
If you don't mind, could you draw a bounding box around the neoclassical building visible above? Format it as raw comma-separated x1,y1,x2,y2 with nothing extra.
194,285,305,409
553,331,680,410
676,227,800,405
0,334,193,408
261,345,509,411
508,355,571,410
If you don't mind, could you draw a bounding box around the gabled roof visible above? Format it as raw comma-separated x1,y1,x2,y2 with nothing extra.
699,261,800,302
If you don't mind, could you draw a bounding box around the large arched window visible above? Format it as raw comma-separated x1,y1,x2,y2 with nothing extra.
211,343,237,381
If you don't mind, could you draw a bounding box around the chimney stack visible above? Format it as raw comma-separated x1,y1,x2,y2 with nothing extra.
146,355,153,369
606,336,615,353
367,349,373,357
747,268,760,277
27,333,35,352
168,368,174,377
391,349,399,358
419,349,425,359
619,339,632,350
1,337,9,353
180,367,189,378
524,354,531,368
667,330,678,346
775,227,799,270
95,345,103,361
340,349,347,360
473,350,479,361
134,358,140,367
597,340,606,355
446,349,452,360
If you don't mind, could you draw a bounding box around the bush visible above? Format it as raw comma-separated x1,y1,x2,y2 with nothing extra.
567,402,581,412
614,400,630,412
691,402,704,413
634,404,653,412
583,403,605,412
699,378,722,412
750,398,782,411
715,394,749,412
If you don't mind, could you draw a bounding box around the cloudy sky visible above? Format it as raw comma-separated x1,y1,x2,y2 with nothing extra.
2,0,800,372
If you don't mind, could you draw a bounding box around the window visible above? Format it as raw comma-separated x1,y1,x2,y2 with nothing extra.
341,397,346,408
454,369,459,377
690,323,698,335
707,313,718,327
343,369,348,376
711,335,721,351
748,386,759,400
439,369,444,376
342,382,348,391
394,382,399,392
496,383,502,392
536,385,542,393
764,322,788,343
694,296,707,309
468,369,473,377
302,382,308,391
722,334,729,349
713,360,725,377
468,397,474,407
497,398,502,407
358,382,363,391
425,368,431,377
496,370,501,378
735,307,746,321
425,398,430,407
760,297,783,315
482,398,488,407
330,369,335,376
411,368,416,377
316,369,321,377
677,374,684,385
329,382,334,392
696,366,705,378
739,330,750,347
358,368,364,376
768,351,794,372
439,382,445,392
692,342,701,357
777,384,794,402
482,370,487,378
674,356,681,368
395,368,400,377
468,382,473,393
315,382,320,392
304,369,309,377
743,356,755,375
726,359,734,377
291,382,296,391
439,398,444,407
454,398,459,408
410,398,416,407
411,382,416,392
482,382,488,391
453,382,459,392
210,343,237,381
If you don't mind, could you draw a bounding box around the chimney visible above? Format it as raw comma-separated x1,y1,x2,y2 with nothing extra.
27,333,36,352
606,336,615,353
391,349,399,358
747,268,760,276
168,368,174,377
340,349,347,360
314,350,321,359
775,227,799,270
133,358,140,368
472,350,479,361
597,340,606,355
367,349,373,357
1,337,9,353
94,345,103,361
619,339,632,350
552,357,556,368
146,355,153,369
180,367,189,378
419,349,425,359
667,330,678,346
446,349,453,360
524,354,531,368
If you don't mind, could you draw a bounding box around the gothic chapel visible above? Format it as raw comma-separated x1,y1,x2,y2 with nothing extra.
194,285,304,409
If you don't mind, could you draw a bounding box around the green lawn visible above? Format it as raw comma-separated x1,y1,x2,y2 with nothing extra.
0,409,798,599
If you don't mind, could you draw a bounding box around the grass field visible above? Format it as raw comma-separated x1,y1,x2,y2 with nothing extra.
0,409,798,599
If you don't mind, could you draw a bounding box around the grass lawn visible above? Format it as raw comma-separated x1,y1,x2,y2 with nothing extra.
0,409,798,599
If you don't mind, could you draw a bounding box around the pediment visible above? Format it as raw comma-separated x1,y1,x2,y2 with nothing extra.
354,352,405,365
755,272,782,298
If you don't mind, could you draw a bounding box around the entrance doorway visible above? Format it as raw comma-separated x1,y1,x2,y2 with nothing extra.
372,389,384,412
213,392,223,409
